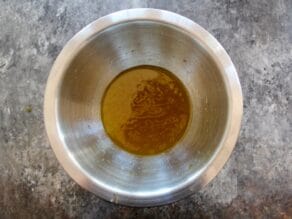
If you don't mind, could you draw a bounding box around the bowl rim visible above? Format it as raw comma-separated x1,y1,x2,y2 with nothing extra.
44,8,243,206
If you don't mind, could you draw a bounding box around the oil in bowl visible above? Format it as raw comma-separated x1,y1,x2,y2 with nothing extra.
101,65,191,155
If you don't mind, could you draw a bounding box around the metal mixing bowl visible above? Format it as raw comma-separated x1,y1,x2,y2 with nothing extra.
44,9,242,206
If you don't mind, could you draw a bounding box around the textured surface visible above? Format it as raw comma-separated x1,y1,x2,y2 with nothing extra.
0,0,291,218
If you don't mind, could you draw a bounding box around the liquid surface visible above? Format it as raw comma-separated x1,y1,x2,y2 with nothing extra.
101,65,190,155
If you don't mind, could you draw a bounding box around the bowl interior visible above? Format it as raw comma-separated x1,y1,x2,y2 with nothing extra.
56,21,228,199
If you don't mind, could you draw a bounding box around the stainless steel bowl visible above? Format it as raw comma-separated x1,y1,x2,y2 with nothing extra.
44,9,242,206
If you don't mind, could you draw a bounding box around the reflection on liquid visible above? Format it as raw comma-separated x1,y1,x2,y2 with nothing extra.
102,65,190,155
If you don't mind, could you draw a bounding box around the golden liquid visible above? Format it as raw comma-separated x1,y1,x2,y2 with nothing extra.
101,65,190,155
